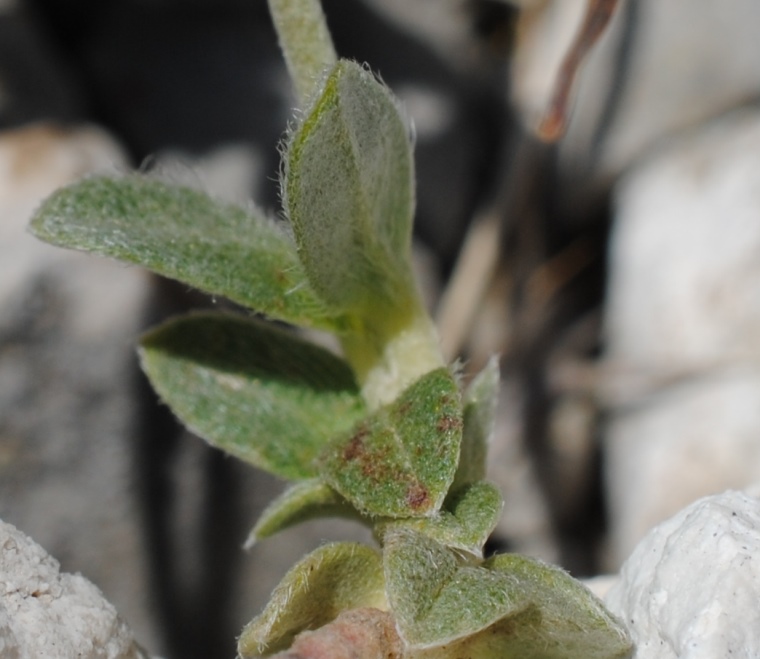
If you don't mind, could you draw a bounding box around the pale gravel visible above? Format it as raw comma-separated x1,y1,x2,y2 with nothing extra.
0,519,148,659
606,490,760,659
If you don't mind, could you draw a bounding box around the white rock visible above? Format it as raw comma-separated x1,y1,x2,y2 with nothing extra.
605,490,760,659
0,519,148,659
602,109,760,565
606,110,760,368
605,372,760,567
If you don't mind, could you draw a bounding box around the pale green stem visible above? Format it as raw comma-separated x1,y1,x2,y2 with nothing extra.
268,0,338,105
362,313,444,410
342,308,445,411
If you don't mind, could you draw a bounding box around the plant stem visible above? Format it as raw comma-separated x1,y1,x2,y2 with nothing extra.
343,309,445,410
268,0,338,106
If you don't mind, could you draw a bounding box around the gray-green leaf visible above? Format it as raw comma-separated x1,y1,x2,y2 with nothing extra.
284,59,416,321
319,367,462,518
238,542,386,657
410,554,633,659
476,553,632,658
29,175,340,329
451,356,500,492
376,481,503,556
246,479,366,547
384,528,532,648
385,530,632,657
139,312,365,480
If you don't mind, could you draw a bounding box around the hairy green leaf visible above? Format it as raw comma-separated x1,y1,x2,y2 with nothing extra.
376,481,502,556
451,356,500,492
238,542,386,657
29,175,340,329
386,529,631,656
410,554,633,659
284,59,416,321
384,528,533,648
320,368,462,518
246,479,366,546
139,312,365,480
477,553,632,658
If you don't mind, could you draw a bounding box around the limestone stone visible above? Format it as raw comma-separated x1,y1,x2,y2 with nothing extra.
606,490,760,659
0,519,149,659
602,109,760,565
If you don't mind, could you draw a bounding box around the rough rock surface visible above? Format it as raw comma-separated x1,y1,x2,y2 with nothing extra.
605,490,760,659
602,109,760,565
0,519,148,659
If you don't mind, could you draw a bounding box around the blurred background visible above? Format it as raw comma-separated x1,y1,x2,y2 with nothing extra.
3,0,760,656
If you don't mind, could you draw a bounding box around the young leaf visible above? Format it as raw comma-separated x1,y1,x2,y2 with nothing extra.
29,175,340,330
319,368,462,518
384,528,533,649
246,479,367,547
284,59,417,321
411,554,633,659
386,529,632,656
238,542,386,657
139,312,365,480
480,553,632,658
451,356,500,492
376,481,503,556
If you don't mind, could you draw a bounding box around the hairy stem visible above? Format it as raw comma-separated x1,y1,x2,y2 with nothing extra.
268,0,338,105
341,309,445,411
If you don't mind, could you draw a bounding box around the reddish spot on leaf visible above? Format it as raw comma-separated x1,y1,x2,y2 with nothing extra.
343,425,369,462
396,400,413,417
405,483,430,510
437,414,463,434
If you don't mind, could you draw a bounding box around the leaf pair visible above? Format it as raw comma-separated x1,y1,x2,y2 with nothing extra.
240,530,631,659
386,529,631,657
29,56,453,519
139,312,464,520
247,358,500,545
30,58,418,342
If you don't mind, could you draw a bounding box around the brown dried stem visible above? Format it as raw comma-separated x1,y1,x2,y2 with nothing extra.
537,0,621,142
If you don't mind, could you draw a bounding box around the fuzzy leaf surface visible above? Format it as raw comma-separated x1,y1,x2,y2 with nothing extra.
285,59,416,319
410,554,633,658
139,312,365,480
376,481,502,556
29,175,339,329
451,356,500,491
384,528,533,648
247,479,365,546
320,367,462,518
238,542,386,657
